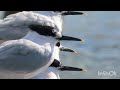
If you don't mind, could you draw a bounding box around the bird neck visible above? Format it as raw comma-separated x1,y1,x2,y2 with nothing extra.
22,31,57,46
33,67,60,79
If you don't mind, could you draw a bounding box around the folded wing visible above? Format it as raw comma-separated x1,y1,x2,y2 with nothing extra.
0,39,54,79
0,11,55,40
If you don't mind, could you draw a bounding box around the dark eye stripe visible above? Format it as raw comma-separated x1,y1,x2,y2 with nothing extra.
29,24,56,37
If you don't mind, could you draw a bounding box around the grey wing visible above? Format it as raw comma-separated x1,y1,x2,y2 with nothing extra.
0,11,55,40
0,39,54,79
0,25,29,40
0,12,29,40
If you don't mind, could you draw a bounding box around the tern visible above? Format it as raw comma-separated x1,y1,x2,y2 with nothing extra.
0,11,84,79
32,42,85,79
31,11,86,79
0,11,84,40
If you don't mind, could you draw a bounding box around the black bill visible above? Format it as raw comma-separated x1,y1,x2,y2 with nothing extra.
60,46,77,53
58,66,86,71
62,11,84,16
57,35,84,42
50,59,86,71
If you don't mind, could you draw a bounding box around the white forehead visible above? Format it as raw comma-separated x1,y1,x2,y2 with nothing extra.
33,11,63,34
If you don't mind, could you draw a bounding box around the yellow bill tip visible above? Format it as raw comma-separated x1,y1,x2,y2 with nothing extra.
83,12,88,16
83,69,87,72
81,39,85,42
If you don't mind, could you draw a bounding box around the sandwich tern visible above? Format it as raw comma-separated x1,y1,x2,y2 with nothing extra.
30,11,86,79
0,11,85,79
0,11,84,40
32,42,85,79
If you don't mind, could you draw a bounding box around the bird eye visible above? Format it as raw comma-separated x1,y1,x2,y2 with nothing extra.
52,29,57,33
56,42,60,47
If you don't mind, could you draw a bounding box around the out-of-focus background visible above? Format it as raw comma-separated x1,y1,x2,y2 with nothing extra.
0,11,120,79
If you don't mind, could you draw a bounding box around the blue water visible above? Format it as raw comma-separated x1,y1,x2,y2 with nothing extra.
60,11,120,79
0,11,4,19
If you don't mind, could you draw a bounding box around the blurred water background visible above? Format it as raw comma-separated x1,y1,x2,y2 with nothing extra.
0,11,120,79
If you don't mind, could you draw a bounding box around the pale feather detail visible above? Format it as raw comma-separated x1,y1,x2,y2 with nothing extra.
32,67,60,79
0,11,63,79
33,11,63,35
31,11,63,79
32,42,61,79
0,31,57,79
0,11,58,40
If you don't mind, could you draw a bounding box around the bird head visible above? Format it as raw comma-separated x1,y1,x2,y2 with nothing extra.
50,41,86,72
0,11,85,41
32,11,84,39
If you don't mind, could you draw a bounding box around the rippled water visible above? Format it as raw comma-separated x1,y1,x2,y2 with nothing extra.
60,11,120,79
0,11,120,79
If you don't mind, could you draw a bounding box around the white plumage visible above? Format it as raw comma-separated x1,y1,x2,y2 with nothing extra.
0,11,84,79
0,30,58,79
33,11,63,32
32,45,60,79
31,11,63,79
0,11,61,79
0,11,61,40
